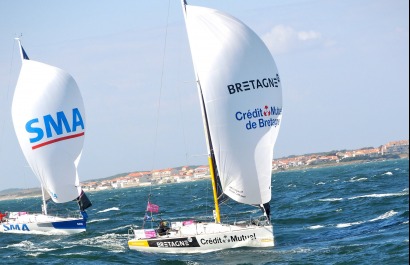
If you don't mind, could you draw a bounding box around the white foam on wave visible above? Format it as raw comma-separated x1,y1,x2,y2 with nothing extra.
3,240,57,256
97,207,120,213
348,191,408,200
106,224,132,232
316,182,326,185
336,210,398,228
369,210,398,222
60,250,96,256
383,172,393,176
336,221,364,228
308,225,324,230
348,177,368,182
88,218,110,223
4,240,34,249
289,247,313,254
319,198,343,202
75,233,128,253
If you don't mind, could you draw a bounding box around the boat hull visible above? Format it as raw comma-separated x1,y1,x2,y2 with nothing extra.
0,213,86,235
128,222,274,253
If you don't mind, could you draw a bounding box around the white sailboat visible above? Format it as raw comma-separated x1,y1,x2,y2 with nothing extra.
0,39,92,235
128,1,282,253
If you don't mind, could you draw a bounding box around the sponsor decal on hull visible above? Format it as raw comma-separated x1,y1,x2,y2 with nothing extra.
2,224,30,232
51,220,86,229
1,219,85,232
139,232,258,249
148,237,200,248
200,233,257,245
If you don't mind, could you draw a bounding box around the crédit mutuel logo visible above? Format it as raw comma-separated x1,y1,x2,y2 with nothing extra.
235,105,282,130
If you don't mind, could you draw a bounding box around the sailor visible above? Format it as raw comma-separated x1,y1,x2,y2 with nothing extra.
157,220,170,236
80,211,88,220
0,211,6,222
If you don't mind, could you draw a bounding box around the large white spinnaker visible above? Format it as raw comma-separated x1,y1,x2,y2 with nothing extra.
185,5,282,205
12,42,86,204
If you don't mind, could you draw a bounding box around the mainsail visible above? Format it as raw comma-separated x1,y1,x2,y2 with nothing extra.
12,40,89,206
184,5,283,205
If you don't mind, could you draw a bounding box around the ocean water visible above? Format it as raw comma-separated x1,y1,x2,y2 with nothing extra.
0,159,408,264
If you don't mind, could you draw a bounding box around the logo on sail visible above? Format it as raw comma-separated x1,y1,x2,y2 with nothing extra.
25,108,85,150
227,74,280,95
235,105,282,130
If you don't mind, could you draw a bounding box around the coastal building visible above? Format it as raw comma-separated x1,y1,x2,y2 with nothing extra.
381,140,409,155
79,140,409,190
193,165,209,179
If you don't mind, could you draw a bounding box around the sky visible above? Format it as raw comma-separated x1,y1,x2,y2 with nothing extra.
0,0,408,190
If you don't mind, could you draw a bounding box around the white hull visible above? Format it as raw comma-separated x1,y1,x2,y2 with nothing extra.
0,212,86,235
128,222,274,253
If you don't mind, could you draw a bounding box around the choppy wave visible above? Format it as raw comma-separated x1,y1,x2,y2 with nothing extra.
336,210,398,228
97,207,120,213
369,210,398,221
88,218,110,223
106,224,132,232
348,190,408,200
4,240,57,256
308,225,325,230
319,198,343,202
75,233,128,253
347,177,368,182
0,158,407,264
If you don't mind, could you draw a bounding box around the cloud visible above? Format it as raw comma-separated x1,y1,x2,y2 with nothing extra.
262,25,324,54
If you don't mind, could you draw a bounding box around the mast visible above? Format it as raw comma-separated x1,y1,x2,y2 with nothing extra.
199,86,221,224
181,0,221,223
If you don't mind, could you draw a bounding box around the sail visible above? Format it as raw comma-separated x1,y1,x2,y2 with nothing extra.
12,42,86,204
184,5,282,205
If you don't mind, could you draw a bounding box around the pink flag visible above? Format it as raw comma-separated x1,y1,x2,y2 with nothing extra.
147,202,159,213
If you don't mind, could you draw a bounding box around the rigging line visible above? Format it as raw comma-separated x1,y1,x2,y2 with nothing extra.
176,73,189,166
151,0,171,172
148,0,171,202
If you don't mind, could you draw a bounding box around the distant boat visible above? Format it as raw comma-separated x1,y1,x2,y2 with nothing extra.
0,39,92,235
128,0,282,253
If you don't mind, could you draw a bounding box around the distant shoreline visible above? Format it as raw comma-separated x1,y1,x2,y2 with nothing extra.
0,156,407,203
